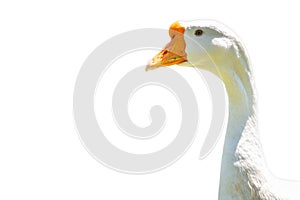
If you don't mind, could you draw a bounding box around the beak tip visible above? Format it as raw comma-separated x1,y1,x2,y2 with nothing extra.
146,60,153,72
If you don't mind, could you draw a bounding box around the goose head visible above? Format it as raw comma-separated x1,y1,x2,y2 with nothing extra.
146,20,245,78
147,20,253,125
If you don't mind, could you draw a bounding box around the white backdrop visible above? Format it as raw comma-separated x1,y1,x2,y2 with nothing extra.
1,0,300,199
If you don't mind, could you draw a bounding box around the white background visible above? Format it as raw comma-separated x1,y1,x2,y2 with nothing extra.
1,0,300,199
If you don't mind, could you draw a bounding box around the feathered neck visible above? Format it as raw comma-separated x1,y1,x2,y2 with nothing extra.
210,40,272,199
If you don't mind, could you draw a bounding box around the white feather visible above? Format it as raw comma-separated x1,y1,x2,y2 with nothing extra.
180,20,300,199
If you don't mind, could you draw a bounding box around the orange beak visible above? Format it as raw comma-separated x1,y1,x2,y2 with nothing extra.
146,21,187,71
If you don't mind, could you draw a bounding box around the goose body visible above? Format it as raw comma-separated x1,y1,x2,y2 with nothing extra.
147,20,300,199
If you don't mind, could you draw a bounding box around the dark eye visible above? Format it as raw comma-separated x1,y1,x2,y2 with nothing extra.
194,29,204,36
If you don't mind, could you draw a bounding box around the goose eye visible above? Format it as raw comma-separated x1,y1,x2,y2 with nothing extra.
194,29,204,36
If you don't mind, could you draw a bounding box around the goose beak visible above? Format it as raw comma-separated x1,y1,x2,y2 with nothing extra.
146,21,187,71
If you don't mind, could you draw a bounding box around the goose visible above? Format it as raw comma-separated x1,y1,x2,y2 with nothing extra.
146,20,300,199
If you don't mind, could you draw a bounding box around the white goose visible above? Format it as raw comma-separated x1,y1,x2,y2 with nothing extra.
146,20,300,199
